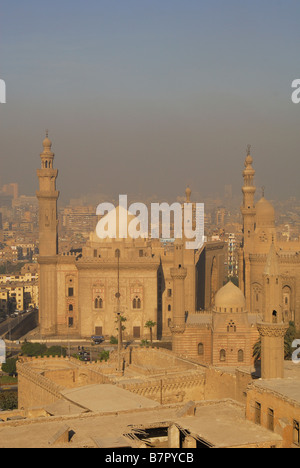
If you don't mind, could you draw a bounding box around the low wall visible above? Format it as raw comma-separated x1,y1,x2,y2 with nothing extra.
204,367,254,404
118,372,206,405
17,357,113,409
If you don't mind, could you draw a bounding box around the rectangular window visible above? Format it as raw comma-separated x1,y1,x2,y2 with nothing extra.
68,287,74,297
255,402,261,425
167,289,172,298
267,408,274,432
68,317,74,328
293,420,300,446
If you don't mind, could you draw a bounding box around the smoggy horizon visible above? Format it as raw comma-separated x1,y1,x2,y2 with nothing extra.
1,1,300,203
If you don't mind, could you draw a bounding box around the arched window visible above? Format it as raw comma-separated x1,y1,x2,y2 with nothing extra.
133,296,141,309
198,343,204,356
227,320,236,332
69,304,73,312
220,349,226,362
238,349,244,362
95,297,103,309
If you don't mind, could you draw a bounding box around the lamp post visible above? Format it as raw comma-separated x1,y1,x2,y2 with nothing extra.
115,249,122,372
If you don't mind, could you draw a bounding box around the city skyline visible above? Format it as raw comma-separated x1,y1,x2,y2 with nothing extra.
1,0,300,202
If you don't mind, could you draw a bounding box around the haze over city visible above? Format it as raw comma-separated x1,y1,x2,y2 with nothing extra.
1,0,300,203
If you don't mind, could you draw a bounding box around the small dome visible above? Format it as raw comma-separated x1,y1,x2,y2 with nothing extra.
43,136,52,148
42,130,52,149
256,197,275,227
214,281,246,313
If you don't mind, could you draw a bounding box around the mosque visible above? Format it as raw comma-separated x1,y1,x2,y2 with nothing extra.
36,134,300,373
36,133,224,342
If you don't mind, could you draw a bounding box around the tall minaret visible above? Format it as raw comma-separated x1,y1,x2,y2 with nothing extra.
170,239,187,355
36,131,59,256
36,132,59,336
240,145,256,308
257,241,288,379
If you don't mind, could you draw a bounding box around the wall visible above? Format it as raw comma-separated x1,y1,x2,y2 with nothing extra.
246,383,300,448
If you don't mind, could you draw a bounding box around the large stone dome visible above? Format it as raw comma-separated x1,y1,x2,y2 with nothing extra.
255,196,275,228
214,281,246,313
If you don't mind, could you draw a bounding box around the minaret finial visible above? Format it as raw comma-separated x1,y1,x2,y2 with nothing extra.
247,144,251,156
262,186,265,198
185,186,191,203
46,129,49,138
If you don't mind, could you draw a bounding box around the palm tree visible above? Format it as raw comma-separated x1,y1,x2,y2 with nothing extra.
145,320,157,344
253,321,297,362
115,314,127,345
253,338,261,364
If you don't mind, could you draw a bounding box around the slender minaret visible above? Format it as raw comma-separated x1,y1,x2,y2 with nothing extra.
257,241,288,379
36,131,59,257
182,186,196,313
240,145,256,309
170,239,187,355
36,132,59,336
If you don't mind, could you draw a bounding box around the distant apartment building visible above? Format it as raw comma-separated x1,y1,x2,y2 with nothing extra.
227,233,238,278
0,271,38,285
0,270,39,312
0,289,9,315
61,205,98,234
1,282,38,312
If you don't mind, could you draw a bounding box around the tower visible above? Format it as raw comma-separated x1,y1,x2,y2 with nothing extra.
240,145,256,309
257,242,288,379
36,131,59,257
36,132,59,336
170,239,187,354
182,186,196,314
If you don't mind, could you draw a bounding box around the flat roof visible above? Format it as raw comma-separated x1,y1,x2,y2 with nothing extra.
252,379,300,405
61,384,160,413
175,401,282,448
0,400,282,448
250,361,300,406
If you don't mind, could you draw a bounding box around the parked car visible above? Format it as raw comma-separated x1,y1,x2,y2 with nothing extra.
91,335,105,345
79,351,90,362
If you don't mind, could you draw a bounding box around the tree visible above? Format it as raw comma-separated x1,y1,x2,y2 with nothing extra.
0,392,18,411
145,320,157,344
115,315,127,345
45,346,67,357
285,321,297,359
21,342,47,357
253,338,261,364
2,358,17,375
253,321,296,362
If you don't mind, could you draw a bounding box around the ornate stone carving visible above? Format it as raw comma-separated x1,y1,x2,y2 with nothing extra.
170,267,187,280
257,321,289,337
169,324,186,335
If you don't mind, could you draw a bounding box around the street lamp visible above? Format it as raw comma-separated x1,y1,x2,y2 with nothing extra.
115,249,122,372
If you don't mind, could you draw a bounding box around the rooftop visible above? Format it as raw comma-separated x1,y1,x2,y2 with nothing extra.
0,400,282,449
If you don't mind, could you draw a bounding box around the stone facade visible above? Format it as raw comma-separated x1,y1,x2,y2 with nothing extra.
239,147,300,329
36,135,225,341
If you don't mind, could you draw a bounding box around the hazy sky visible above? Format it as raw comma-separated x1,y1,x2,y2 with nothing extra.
1,0,300,203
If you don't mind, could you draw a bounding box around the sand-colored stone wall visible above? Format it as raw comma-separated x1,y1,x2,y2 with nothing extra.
246,383,300,448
